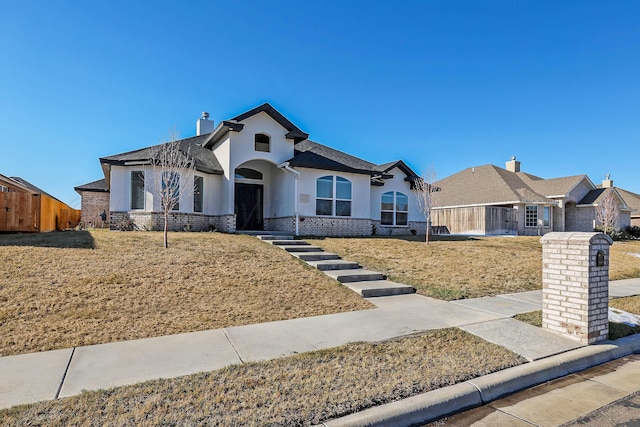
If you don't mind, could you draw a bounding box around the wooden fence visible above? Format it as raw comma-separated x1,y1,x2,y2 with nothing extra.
432,206,517,235
0,192,81,232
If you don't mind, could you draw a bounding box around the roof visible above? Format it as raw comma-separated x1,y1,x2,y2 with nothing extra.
202,103,309,148
433,164,555,208
8,176,56,199
289,140,383,176
376,160,419,178
517,173,588,198
74,178,109,193
101,134,224,175
617,188,640,216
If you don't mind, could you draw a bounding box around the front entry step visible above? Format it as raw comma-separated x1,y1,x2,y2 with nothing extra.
324,269,385,283
306,260,360,271
256,235,294,241
269,240,309,246
280,245,324,253
341,280,417,298
292,252,341,261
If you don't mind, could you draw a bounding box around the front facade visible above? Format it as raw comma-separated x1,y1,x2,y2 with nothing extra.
77,103,426,236
432,158,635,236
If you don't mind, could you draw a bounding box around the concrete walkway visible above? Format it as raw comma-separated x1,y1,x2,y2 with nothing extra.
1,278,639,411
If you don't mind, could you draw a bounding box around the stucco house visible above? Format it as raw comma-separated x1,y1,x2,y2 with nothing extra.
76,103,426,236
431,157,635,236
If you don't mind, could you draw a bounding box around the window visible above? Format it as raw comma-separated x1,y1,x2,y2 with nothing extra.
194,176,203,213
525,205,538,228
316,175,352,216
162,172,180,211
235,168,263,180
0,185,8,192
381,191,409,226
255,134,270,152
543,206,550,227
130,171,145,210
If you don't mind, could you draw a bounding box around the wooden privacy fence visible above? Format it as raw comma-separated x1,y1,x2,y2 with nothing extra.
432,206,518,235
0,192,81,232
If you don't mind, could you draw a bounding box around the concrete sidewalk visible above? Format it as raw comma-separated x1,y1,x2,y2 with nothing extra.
1,279,639,411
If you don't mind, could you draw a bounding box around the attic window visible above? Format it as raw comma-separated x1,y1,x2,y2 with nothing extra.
235,168,263,180
255,134,270,152
0,185,8,192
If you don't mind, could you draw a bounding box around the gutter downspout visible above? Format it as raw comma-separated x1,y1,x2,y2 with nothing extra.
278,162,300,236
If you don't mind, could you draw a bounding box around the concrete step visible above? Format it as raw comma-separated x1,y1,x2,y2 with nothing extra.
292,252,341,261
256,235,294,241
280,245,324,253
324,269,385,283
269,240,309,246
306,260,360,271
341,280,416,298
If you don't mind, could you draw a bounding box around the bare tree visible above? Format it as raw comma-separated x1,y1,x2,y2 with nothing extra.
150,131,196,248
412,168,437,245
596,190,620,236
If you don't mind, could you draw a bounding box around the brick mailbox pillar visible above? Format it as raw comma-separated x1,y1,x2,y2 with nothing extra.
540,232,613,344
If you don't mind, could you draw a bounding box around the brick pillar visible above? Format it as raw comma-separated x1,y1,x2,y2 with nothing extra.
540,232,613,344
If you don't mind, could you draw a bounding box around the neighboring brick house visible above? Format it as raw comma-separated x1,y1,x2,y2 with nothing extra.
76,103,425,236
432,157,635,236
615,188,640,228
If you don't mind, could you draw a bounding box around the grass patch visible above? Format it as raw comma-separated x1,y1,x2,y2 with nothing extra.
514,296,640,341
0,230,371,356
0,328,525,426
308,237,640,300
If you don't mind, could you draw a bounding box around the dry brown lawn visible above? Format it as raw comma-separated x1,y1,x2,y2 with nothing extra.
0,328,525,426
308,236,640,300
0,230,371,356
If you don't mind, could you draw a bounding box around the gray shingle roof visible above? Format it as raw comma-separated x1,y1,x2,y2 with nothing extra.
9,176,55,199
100,134,223,175
617,188,640,215
289,140,382,175
74,179,109,193
433,165,554,208
517,173,588,197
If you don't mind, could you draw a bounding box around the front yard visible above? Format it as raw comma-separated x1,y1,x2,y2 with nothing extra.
0,230,371,356
308,236,640,300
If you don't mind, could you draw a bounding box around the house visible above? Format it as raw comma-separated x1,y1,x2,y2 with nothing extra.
76,103,425,236
1,173,80,232
431,157,635,236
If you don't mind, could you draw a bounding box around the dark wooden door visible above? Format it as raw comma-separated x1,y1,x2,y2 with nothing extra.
235,183,263,230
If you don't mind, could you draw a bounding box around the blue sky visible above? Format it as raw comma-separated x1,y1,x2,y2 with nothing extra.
1,1,639,207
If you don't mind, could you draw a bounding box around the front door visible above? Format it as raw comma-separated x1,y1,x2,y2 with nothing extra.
235,183,264,230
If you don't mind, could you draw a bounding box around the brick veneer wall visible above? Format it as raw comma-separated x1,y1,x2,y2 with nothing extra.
110,212,236,233
565,205,596,232
264,216,427,237
540,232,612,344
79,191,110,228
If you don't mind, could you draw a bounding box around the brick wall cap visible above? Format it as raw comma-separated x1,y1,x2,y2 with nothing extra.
540,232,613,245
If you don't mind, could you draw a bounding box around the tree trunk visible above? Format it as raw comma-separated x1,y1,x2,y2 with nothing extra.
425,217,431,245
164,211,169,249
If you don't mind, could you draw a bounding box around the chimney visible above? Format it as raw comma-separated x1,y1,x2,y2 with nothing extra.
506,156,521,173
196,112,215,136
602,174,613,188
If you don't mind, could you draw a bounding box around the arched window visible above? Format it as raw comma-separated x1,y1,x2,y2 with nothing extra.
235,168,263,180
316,176,352,216
381,191,408,226
255,134,270,152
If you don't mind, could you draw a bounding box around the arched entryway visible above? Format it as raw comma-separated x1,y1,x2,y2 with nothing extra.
234,167,264,230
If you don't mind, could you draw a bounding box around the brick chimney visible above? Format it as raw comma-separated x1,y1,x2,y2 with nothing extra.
602,174,613,188
196,112,215,136
506,156,521,173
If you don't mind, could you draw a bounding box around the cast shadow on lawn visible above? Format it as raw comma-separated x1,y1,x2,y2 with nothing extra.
0,230,95,249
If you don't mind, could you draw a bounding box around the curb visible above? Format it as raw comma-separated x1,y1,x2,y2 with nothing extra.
316,333,640,427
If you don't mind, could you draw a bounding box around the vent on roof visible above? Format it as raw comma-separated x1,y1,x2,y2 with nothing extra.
196,112,215,136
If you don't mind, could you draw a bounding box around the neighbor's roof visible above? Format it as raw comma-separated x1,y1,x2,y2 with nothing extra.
517,173,588,198
8,176,56,199
74,178,109,193
100,134,224,175
433,164,555,208
578,187,632,211
617,188,640,215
